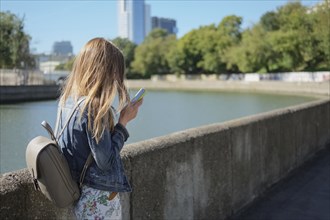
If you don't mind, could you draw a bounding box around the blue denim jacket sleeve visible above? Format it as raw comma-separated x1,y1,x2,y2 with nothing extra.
86,121,129,171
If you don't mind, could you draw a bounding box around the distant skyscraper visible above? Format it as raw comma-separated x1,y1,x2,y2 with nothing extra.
152,17,178,35
118,0,151,44
52,41,73,56
144,4,151,37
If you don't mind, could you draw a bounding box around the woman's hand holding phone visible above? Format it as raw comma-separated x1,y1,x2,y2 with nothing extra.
131,88,145,103
118,88,145,127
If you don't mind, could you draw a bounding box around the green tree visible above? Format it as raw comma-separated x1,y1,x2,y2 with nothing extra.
194,24,222,74
228,25,276,73
270,2,317,71
260,11,280,31
232,1,323,73
111,37,137,77
131,29,176,78
0,11,35,69
168,15,242,75
309,0,330,70
216,15,242,73
167,29,203,75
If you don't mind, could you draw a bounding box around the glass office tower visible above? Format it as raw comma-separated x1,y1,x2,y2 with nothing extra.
118,0,151,44
151,17,178,35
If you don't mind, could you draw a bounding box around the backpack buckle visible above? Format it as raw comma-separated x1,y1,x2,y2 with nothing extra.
31,170,40,191
33,178,40,191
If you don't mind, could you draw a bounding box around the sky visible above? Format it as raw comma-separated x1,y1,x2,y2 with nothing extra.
1,0,321,54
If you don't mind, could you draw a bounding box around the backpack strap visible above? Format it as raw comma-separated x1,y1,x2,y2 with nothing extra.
56,97,86,140
79,153,94,188
41,97,93,187
54,97,94,186
42,98,85,144
41,121,57,143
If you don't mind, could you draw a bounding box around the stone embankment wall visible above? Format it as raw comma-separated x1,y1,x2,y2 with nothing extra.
0,85,60,103
1,99,329,219
0,80,328,104
0,69,46,85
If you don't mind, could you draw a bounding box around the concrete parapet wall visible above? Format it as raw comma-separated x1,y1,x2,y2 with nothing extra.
1,99,329,219
0,85,60,104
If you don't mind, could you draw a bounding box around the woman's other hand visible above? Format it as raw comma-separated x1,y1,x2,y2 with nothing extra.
118,99,143,127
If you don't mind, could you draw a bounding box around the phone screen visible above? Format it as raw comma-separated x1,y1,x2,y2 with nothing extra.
131,88,145,103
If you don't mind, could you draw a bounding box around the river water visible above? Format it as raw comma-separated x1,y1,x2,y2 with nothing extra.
0,90,315,174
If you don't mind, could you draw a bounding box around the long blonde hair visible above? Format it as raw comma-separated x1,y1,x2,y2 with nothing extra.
60,37,130,143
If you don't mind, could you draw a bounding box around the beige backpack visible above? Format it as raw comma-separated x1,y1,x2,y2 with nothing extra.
26,98,92,208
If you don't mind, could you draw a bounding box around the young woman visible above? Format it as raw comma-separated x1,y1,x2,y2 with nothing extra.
57,37,143,219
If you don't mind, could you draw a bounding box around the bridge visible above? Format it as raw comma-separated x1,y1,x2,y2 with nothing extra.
0,81,329,219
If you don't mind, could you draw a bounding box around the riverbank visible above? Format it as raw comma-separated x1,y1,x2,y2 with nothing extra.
0,85,60,104
127,80,330,98
0,80,328,104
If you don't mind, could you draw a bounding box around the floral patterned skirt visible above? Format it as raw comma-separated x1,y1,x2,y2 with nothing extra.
74,185,122,220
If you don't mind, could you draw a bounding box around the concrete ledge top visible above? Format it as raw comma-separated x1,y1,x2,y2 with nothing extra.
122,98,329,158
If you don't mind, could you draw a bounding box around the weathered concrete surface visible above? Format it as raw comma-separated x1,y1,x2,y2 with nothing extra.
0,169,74,219
0,85,60,104
0,99,329,219
122,125,233,219
231,146,330,220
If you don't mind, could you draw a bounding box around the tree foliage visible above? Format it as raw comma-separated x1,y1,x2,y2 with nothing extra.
310,0,330,70
0,11,35,69
167,15,242,75
131,29,176,77
127,0,330,76
260,12,280,32
167,29,203,75
228,25,275,73
111,37,137,78
226,0,329,73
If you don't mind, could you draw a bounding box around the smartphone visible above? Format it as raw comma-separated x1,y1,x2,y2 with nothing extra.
131,88,146,103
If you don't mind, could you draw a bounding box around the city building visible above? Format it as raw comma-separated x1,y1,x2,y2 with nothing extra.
144,4,151,37
39,61,61,73
118,0,151,44
52,41,73,56
151,17,178,35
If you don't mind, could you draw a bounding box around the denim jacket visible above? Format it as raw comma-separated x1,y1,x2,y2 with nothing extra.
56,97,132,192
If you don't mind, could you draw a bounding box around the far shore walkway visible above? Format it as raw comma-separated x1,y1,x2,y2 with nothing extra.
0,81,328,104
127,80,330,97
